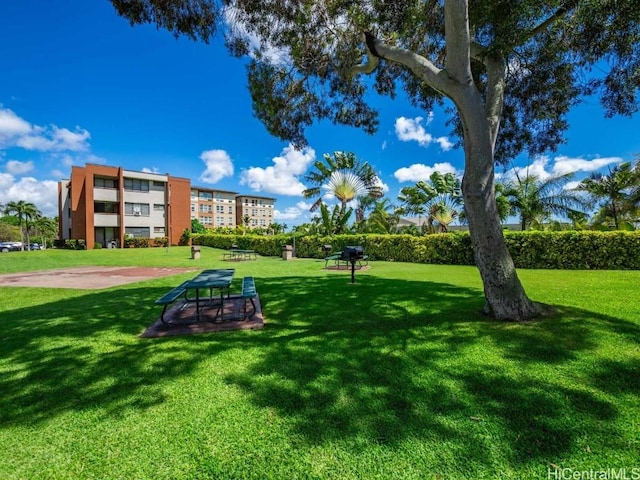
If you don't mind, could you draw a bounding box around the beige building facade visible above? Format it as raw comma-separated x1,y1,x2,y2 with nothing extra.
235,195,276,228
191,187,238,228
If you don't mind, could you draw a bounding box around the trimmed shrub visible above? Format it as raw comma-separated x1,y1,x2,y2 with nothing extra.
192,231,640,270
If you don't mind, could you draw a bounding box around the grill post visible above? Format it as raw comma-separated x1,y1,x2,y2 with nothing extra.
341,246,364,284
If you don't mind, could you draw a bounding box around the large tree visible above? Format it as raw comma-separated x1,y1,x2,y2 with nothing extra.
110,0,639,320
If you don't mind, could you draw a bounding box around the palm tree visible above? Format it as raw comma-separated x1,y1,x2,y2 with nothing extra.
3,200,41,250
397,171,463,233
361,198,399,234
576,160,640,230
33,216,59,248
501,170,588,231
303,151,383,218
268,222,287,234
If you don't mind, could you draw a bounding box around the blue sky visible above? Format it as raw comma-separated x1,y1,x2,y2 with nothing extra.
1,1,638,224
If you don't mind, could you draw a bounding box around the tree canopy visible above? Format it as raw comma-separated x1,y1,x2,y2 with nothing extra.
112,0,638,156
110,0,639,320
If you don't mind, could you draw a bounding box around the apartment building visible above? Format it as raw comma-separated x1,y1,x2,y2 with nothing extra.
58,164,191,249
235,195,276,228
191,186,237,228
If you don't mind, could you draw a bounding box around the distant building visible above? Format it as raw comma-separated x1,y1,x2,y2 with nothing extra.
235,195,276,229
58,164,279,248
58,164,191,249
191,186,238,228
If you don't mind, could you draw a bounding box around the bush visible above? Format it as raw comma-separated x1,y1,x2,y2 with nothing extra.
191,231,640,270
93,243,102,249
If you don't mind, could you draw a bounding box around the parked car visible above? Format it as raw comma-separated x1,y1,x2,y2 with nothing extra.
29,243,41,250
0,242,22,253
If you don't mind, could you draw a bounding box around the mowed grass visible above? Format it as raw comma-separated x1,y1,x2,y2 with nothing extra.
0,247,638,479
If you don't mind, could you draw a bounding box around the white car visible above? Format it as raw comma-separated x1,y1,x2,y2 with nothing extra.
0,242,22,253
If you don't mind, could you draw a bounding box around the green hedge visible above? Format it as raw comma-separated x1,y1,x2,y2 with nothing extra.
192,231,640,270
504,231,640,269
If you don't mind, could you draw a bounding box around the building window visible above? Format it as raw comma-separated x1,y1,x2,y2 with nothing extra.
200,204,212,213
201,216,212,225
124,202,150,216
151,181,165,191
94,177,118,189
153,204,165,212
228,206,233,214
125,227,150,238
154,226,165,234
124,178,150,192
94,202,118,214
199,191,213,201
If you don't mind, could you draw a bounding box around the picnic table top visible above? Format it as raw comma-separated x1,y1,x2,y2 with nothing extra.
185,268,235,288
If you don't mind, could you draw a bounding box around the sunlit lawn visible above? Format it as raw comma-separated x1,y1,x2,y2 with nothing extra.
1,247,638,479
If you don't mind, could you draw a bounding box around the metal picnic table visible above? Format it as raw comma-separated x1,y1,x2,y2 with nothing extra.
184,268,235,322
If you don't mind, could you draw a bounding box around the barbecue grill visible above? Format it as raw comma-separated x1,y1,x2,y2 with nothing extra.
341,245,365,283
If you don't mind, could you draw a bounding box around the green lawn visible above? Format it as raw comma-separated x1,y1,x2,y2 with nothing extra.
1,247,639,479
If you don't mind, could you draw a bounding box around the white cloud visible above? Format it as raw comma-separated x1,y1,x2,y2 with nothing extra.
502,155,623,182
394,116,453,151
274,206,304,221
274,200,316,222
375,177,390,194
5,160,34,175
552,155,621,175
0,107,92,152
0,108,31,141
240,144,315,195
296,200,313,210
199,149,234,183
394,162,457,182
0,108,103,218
0,175,59,217
505,156,552,181
142,166,160,174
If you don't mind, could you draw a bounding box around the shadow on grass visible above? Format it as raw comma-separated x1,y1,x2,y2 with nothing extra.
1,273,638,471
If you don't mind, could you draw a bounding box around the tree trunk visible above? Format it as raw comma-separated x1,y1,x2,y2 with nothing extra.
461,110,540,321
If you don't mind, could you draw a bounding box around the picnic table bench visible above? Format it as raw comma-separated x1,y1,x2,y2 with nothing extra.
155,280,191,324
240,276,258,320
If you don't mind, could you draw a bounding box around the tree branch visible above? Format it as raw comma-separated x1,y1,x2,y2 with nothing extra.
444,0,473,85
511,0,579,50
484,53,506,148
355,33,452,98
